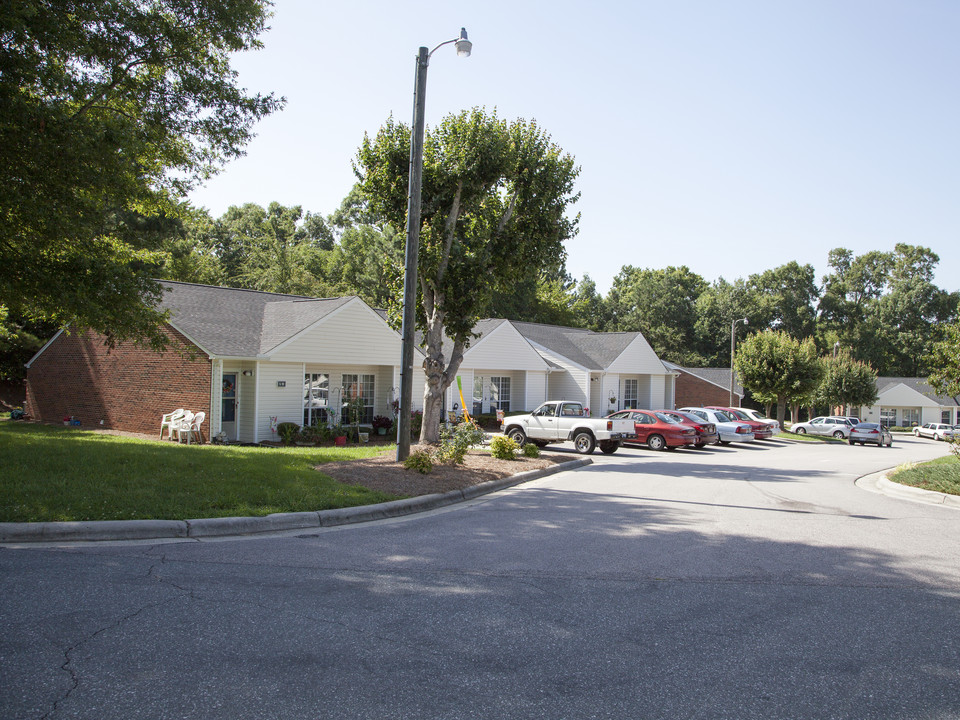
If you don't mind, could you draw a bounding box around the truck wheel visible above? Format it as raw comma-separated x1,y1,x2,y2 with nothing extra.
599,441,619,454
647,434,666,451
573,431,595,454
506,428,526,446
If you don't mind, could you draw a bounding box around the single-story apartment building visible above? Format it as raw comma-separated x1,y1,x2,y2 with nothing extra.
25,281,425,444
663,363,744,409
858,377,959,427
445,319,678,416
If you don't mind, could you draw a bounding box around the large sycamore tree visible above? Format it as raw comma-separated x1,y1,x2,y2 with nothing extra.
0,0,283,347
356,108,580,442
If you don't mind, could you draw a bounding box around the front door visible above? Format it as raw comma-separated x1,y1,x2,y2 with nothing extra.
222,373,237,440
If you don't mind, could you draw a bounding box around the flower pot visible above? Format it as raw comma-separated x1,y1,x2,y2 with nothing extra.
359,432,369,443
334,436,347,447
377,427,387,436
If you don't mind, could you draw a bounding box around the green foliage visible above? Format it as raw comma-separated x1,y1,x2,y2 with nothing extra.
490,435,520,460
817,352,879,410
276,422,299,446
734,330,822,426
0,0,283,346
355,108,580,442
522,442,541,458
926,318,960,399
435,421,486,465
403,449,434,474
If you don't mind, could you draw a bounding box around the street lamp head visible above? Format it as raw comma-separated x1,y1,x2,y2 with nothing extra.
456,28,472,57
742,317,749,325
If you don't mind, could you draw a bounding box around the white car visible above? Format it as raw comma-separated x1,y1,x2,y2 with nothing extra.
733,407,781,433
678,407,755,445
791,416,854,439
913,423,956,441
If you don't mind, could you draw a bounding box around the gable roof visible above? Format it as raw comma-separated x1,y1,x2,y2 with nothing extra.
876,377,959,407
159,281,367,358
511,321,656,371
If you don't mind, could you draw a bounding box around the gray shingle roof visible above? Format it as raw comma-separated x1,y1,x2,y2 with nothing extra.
877,377,959,407
159,281,356,358
511,321,641,370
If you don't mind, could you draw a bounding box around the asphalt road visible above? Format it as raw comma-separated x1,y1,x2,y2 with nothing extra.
2,435,959,719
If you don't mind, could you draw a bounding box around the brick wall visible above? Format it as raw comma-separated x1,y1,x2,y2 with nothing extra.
674,371,740,408
25,326,211,436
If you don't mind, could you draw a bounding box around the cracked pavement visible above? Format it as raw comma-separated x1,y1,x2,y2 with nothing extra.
2,435,959,719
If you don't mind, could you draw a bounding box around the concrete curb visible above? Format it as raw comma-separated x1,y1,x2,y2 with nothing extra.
0,457,592,544
856,470,960,510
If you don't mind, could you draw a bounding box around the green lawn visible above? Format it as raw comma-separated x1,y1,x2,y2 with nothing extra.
889,454,960,496
0,422,401,522
777,430,844,443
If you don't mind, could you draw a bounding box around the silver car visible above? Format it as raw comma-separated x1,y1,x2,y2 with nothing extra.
678,407,755,445
791,416,855,439
849,423,893,447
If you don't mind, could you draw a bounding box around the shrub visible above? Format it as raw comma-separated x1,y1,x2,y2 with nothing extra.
522,442,541,458
410,410,423,439
403,449,434,474
490,435,519,460
436,421,486,465
276,422,299,445
372,415,392,431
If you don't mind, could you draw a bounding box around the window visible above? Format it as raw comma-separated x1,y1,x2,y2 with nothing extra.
880,409,897,427
490,376,511,412
943,410,954,424
902,409,919,427
341,374,375,424
622,379,638,409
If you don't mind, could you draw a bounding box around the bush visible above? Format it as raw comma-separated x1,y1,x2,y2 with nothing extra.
436,421,486,465
410,410,423,439
522,442,541,458
276,422,299,445
403,449,433,474
490,435,519,460
372,415,392,431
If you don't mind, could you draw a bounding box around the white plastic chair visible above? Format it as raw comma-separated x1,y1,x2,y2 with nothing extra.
175,411,196,444
159,409,185,440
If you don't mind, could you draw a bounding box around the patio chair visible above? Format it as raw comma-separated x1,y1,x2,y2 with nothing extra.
177,411,206,445
159,409,186,440
174,411,196,444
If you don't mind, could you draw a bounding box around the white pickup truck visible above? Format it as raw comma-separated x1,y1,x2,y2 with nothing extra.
500,401,636,454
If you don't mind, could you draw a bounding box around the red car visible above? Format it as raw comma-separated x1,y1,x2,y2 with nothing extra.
658,409,720,447
706,406,775,440
608,410,697,451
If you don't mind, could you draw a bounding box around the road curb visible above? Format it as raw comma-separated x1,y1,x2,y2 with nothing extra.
0,457,592,544
857,469,960,510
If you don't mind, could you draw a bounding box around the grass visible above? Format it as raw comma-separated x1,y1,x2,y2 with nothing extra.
0,422,401,523
889,453,960,496
777,430,844,443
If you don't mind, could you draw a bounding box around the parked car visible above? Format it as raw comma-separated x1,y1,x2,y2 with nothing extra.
849,422,893,447
791,416,855,439
658,409,720,447
607,410,697,450
679,407,755,445
732,407,782,433
913,423,956,441
707,406,775,439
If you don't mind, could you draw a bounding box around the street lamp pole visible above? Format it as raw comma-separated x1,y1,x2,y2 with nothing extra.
729,317,748,407
396,29,471,462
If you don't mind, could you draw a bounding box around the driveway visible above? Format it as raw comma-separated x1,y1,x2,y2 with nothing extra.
2,435,958,719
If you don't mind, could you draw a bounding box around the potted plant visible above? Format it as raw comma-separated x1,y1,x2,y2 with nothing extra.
330,422,347,446
372,415,392,436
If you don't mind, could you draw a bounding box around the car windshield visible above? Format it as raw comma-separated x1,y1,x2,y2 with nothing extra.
714,411,732,422
856,423,879,430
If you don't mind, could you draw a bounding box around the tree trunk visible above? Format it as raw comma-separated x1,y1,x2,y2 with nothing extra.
776,397,787,428
418,305,466,444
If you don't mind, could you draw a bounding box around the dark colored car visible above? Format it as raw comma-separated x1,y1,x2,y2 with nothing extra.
706,406,775,440
658,409,720,447
607,410,698,451
849,422,893,447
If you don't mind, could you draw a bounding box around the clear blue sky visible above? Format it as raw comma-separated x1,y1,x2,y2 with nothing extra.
188,0,960,295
